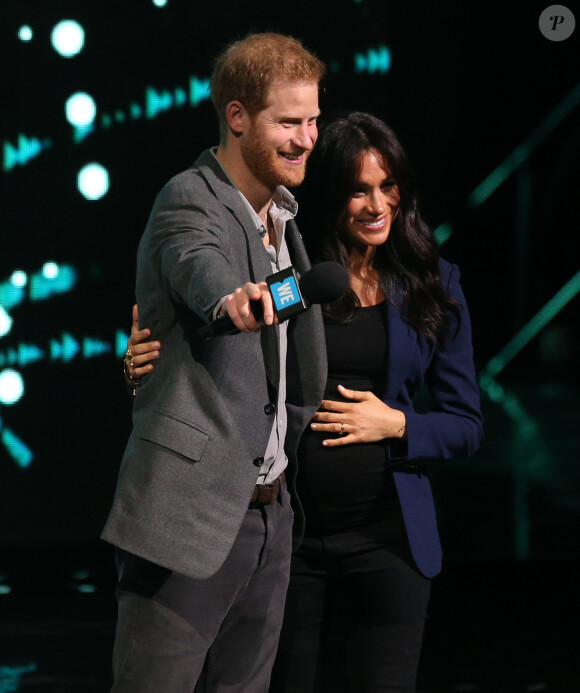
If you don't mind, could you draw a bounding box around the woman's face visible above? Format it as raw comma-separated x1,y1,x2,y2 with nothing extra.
342,148,400,249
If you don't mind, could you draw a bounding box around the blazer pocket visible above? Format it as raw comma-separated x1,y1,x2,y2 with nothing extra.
138,410,210,463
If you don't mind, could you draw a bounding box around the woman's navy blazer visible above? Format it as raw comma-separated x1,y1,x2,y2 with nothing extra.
383,259,483,578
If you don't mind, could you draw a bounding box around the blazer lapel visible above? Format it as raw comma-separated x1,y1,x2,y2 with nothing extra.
195,150,279,390
194,150,273,283
285,219,311,275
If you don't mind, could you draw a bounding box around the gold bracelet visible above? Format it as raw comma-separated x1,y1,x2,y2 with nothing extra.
123,358,140,395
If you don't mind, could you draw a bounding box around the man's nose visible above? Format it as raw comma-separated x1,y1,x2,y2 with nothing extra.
293,123,316,150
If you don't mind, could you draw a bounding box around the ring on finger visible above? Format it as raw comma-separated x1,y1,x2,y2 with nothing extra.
130,358,134,368
340,423,346,436
126,348,133,358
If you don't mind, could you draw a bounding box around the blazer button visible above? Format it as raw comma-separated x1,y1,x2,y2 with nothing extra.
253,456,264,467
264,403,276,415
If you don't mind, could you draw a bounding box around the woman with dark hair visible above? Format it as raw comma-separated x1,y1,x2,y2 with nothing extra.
124,112,482,692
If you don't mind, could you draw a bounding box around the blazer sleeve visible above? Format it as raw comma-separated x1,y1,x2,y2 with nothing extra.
395,263,483,463
144,171,245,322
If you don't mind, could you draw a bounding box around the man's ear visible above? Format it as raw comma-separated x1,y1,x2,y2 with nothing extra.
224,100,247,138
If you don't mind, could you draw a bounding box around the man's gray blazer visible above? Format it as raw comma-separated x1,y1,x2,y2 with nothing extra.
102,150,327,580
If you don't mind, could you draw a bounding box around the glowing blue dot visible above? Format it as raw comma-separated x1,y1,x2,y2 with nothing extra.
76,584,98,593
0,307,13,338
153,0,168,6
18,25,33,41
66,93,96,127
51,20,85,58
0,369,25,406
78,163,110,200
42,262,59,279
11,271,27,287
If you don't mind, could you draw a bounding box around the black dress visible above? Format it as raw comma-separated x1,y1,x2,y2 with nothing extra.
298,302,402,535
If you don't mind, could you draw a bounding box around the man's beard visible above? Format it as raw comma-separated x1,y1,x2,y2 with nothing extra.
241,125,308,190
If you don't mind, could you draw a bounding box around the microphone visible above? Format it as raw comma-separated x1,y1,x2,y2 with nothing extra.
198,261,349,339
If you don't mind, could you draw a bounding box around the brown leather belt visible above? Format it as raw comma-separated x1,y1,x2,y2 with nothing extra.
249,471,285,506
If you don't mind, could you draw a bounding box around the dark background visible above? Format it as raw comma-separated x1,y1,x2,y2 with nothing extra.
1,1,579,691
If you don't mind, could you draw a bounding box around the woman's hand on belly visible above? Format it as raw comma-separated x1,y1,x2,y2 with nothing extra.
310,384,407,447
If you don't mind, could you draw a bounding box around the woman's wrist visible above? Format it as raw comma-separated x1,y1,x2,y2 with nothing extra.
395,412,407,439
123,350,140,395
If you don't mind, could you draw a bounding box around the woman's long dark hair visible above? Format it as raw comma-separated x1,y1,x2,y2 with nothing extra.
297,112,460,347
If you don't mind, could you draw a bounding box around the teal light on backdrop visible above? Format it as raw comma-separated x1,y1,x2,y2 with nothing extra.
3,135,52,172
354,45,391,74
0,664,38,693
0,262,129,468
50,20,85,58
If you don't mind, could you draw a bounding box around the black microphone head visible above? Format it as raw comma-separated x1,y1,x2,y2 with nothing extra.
299,261,349,304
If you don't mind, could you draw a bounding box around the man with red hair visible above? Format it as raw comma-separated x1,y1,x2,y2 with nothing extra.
103,33,326,693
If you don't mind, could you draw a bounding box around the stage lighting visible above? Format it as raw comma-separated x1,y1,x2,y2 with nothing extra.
0,308,12,338
77,163,109,200
66,93,97,128
51,20,85,58
0,369,24,406
18,25,33,42
11,271,27,288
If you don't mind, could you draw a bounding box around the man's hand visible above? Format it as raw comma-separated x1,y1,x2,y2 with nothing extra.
222,282,278,333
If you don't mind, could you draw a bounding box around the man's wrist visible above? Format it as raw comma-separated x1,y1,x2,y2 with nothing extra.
212,296,229,320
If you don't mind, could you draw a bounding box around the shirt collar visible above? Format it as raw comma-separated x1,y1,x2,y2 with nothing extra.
210,148,298,236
